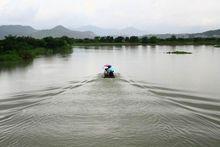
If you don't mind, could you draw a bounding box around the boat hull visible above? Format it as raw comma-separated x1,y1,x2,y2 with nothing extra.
103,73,115,78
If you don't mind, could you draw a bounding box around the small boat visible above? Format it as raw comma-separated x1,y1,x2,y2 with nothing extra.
103,64,115,78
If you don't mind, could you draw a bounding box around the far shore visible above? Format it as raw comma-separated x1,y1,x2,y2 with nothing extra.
1,35,220,63
72,42,219,46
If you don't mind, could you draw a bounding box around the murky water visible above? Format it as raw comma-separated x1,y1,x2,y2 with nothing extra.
0,45,220,147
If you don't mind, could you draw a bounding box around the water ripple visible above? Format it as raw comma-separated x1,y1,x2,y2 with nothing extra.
0,76,220,147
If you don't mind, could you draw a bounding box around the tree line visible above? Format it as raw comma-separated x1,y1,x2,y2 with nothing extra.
0,35,220,62
75,35,220,45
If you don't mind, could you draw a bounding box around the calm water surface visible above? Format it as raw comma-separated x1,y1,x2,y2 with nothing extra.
0,45,220,147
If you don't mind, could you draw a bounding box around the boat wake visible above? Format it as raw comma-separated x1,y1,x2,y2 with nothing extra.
0,74,220,147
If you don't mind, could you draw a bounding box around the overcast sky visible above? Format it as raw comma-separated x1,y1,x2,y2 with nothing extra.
0,0,220,33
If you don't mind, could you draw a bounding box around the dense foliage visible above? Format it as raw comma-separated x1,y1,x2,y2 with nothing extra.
74,35,220,45
0,36,73,62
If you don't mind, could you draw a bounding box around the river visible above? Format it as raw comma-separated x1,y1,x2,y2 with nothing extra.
0,45,220,147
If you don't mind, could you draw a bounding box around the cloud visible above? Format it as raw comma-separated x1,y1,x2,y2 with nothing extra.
0,0,220,33
0,0,7,7
0,0,39,24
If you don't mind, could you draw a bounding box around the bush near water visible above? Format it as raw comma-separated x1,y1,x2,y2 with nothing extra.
0,36,74,62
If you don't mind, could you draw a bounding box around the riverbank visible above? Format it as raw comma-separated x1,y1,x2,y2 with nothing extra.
72,42,219,46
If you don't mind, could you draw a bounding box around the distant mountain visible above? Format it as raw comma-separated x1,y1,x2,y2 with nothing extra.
1,25,220,39
0,25,37,39
31,25,95,39
144,29,220,39
77,25,116,36
145,34,190,39
191,29,220,38
77,25,147,36
118,27,146,36
0,25,95,39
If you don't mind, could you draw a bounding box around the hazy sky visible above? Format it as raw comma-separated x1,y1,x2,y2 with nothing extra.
0,0,220,33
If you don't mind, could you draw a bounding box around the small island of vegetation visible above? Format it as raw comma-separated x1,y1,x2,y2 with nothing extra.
167,51,192,54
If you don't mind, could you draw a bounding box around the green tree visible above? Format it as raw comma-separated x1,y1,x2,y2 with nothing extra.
94,36,101,42
129,36,139,43
100,37,107,42
114,36,124,43
106,36,114,43
141,37,148,44
125,37,130,42
149,36,158,44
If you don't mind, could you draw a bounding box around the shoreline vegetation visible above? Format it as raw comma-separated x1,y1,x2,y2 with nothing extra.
72,36,220,46
0,35,220,62
0,36,73,63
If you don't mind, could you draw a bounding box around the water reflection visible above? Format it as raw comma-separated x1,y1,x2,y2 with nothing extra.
0,61,33,73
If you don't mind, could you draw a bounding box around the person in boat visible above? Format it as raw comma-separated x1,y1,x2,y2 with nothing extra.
104,65,115,78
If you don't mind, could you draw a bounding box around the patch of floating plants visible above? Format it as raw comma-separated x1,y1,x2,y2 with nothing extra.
166,51,192,54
